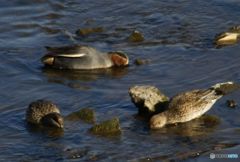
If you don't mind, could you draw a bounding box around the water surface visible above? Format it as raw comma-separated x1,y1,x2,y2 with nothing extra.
0,0,240,161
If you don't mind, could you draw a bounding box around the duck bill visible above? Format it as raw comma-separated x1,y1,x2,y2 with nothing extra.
48,118,64,129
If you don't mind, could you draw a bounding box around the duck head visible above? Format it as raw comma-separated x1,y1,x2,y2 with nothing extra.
150,113,167,129
108,52,129,67
40,112,64,129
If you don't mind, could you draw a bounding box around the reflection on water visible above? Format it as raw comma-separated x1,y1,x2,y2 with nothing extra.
26,123,64,138
1,0,240,161
42,66,129,89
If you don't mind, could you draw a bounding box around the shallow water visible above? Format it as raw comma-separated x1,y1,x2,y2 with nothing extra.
0,0,240,161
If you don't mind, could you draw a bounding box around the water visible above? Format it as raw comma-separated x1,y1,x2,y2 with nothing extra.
0,0,240,161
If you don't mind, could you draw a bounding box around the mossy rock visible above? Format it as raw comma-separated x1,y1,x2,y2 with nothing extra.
65,108,95,124
76,27,103,36
128,30,144,42
89,117,121,136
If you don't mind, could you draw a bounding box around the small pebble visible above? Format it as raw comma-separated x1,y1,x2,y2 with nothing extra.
128,30,144,42
226,99,237,108
134,58,150,65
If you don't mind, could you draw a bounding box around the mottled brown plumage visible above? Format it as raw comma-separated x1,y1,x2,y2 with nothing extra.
26,100,63,128
150,82,235,129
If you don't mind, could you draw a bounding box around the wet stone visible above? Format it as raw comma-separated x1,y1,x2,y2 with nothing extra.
226,99,237,108
76,27,104,36
128,30,144,42
134,58,150,66
89,117,121,136
129,85,169,117
65,108,95,124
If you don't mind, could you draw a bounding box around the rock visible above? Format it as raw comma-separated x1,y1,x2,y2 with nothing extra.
226,99,237,108
129,85,169,117
76,27,103,36
89,117,121,136
128,30,144,42
134,58,150,66
65,108,95,124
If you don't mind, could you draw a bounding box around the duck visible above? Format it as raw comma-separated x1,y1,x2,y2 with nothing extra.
41,45,129,70
26,100,64,128
150,82,236,129
215,25,240,46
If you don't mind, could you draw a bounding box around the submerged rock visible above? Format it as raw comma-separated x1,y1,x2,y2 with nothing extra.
65,108,95,124
76,27,103,36
89,117,121,136
226,99,237,108
128,30,144,42
129,85,169,117
134,58,150,66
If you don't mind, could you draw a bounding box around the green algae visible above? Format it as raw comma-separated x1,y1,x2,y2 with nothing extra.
65,108,95,124
128,30,144,42
76,27,103,36
89,117,121,136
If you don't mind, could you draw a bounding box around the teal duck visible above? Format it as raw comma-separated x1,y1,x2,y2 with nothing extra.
41,45,129,70
150,82,235,129
26,100,64,128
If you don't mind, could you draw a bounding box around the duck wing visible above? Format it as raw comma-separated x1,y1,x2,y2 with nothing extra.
45,45,86,58
167,89,217,114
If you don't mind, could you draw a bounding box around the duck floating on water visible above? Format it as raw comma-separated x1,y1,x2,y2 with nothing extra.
215,25,240,46
41,45,129,70
26,100,64,128
150,82,237,129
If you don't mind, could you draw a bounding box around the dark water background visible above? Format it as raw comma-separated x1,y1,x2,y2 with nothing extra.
0,0,240,161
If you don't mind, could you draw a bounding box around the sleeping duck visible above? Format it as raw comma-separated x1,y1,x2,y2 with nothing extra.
26,100,64,128
41,45,129,70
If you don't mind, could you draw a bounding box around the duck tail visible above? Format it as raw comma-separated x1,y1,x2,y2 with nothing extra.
211,81,239,95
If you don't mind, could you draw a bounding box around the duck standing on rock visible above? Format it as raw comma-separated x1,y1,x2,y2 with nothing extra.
150,82,238,129
26,100,64,128
41,45,129,70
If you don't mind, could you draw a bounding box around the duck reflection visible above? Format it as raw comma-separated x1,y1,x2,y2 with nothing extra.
26,122,64,138
41,66,129,89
